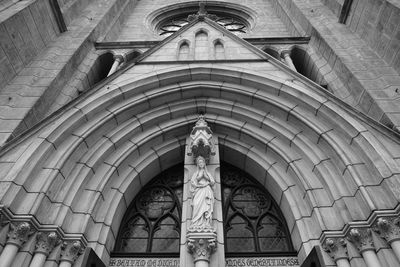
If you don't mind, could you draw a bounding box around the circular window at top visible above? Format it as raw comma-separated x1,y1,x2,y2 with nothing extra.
159,14,247,37
149,2,255,38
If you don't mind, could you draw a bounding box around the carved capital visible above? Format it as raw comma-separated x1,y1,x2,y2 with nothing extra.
35,232,60,256
61,241,83,264
347,228,374,253
7,222,33,247
187,231,217,263
323,238,348,262
374,217,400,244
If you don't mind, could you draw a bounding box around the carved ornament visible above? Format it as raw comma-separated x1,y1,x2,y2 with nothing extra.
187,231,217,263
374,217,400,243
323,238,348,262
187,115,215,162
188,2,218,22
61,240,83,263
347,228,375,253
35,232,60,256
7,222,33,247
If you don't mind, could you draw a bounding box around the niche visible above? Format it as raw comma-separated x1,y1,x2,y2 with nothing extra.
214,40,225,60
178,41,190,60
195,30,209,60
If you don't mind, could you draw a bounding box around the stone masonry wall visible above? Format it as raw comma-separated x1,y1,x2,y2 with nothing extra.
0,0,60,89
273,0,400,131
0,0,138,146
346,0,400,73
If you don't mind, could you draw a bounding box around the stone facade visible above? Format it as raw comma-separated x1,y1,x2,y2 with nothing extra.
0,0,400,267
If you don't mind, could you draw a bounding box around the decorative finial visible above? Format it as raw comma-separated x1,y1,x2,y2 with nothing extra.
187,2,218,22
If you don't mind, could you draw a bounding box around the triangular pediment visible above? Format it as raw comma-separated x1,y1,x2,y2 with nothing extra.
138,17,266,62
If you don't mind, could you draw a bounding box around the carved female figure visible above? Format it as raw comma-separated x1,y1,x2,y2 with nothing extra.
190,156,215,229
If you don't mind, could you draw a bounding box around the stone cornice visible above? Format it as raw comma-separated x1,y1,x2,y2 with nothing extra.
320,204,400,244
0,206,88,247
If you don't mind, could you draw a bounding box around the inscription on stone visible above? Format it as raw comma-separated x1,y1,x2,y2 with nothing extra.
108,257,299,267
226,257,300,267
109,258,179,267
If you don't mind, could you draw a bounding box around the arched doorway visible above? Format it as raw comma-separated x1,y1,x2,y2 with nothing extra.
112,163,295,263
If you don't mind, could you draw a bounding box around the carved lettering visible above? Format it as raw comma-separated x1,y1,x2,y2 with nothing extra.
108,257,300,267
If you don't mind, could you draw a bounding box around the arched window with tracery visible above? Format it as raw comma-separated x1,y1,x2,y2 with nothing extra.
114,163,294,257
114,165,183,255
221,163,294,255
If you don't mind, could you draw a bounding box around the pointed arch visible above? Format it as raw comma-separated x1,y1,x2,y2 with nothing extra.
177,40,190,60
195,29,209,60
0,65,399,262
214,39,225,60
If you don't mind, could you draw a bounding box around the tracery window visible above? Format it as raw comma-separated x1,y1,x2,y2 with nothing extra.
115,165,183,254
221,164,293,254
159,14,247,37
114,163,293,255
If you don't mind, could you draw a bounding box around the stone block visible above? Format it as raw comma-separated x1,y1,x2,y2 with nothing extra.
351,190,372,219
365,184,398,209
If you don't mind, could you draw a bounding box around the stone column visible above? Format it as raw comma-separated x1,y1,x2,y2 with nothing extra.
59,241,82,267
281,50,297,72
180,115,224,267
323,238,351,267
348,229,382,267
0,222,32,267
107,55,124,77
29,232,59,267
375,217,400,262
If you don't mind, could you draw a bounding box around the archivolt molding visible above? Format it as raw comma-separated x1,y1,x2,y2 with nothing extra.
0,66,400,261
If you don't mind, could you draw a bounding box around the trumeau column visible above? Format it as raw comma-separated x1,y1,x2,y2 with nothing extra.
59,241,82,267
0,222,32,267
348,229,382,267
375,217,400,263
29,232,59,267
323,238,351,267
180,115,224,267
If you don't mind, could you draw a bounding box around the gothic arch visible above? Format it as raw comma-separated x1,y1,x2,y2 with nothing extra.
0,65,399,263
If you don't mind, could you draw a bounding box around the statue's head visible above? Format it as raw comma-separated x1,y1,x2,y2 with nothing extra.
196,156,206,168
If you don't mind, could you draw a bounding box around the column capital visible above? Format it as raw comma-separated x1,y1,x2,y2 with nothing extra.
323,238,348,262
347,228,374,253
374,217,400,244
113,54,124,62
280,50,291,57
60,240,83,264
35,232,60,256
187,231,217,263
7,222,33,248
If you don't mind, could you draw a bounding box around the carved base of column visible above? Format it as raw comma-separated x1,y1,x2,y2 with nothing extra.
187,230,217,264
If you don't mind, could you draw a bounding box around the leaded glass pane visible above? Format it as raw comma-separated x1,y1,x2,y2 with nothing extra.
258,216,289,251
222,163,293,254
120,216,148,252
152,217,180,252
226,215,255,252
115,165,183,254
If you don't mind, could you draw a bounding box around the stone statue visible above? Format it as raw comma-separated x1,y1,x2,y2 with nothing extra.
190,156,215,229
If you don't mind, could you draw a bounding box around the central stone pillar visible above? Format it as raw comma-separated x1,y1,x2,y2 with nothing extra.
180,115,225,267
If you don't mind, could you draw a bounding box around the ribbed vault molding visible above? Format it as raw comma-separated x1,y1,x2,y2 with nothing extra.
0,66,400,262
